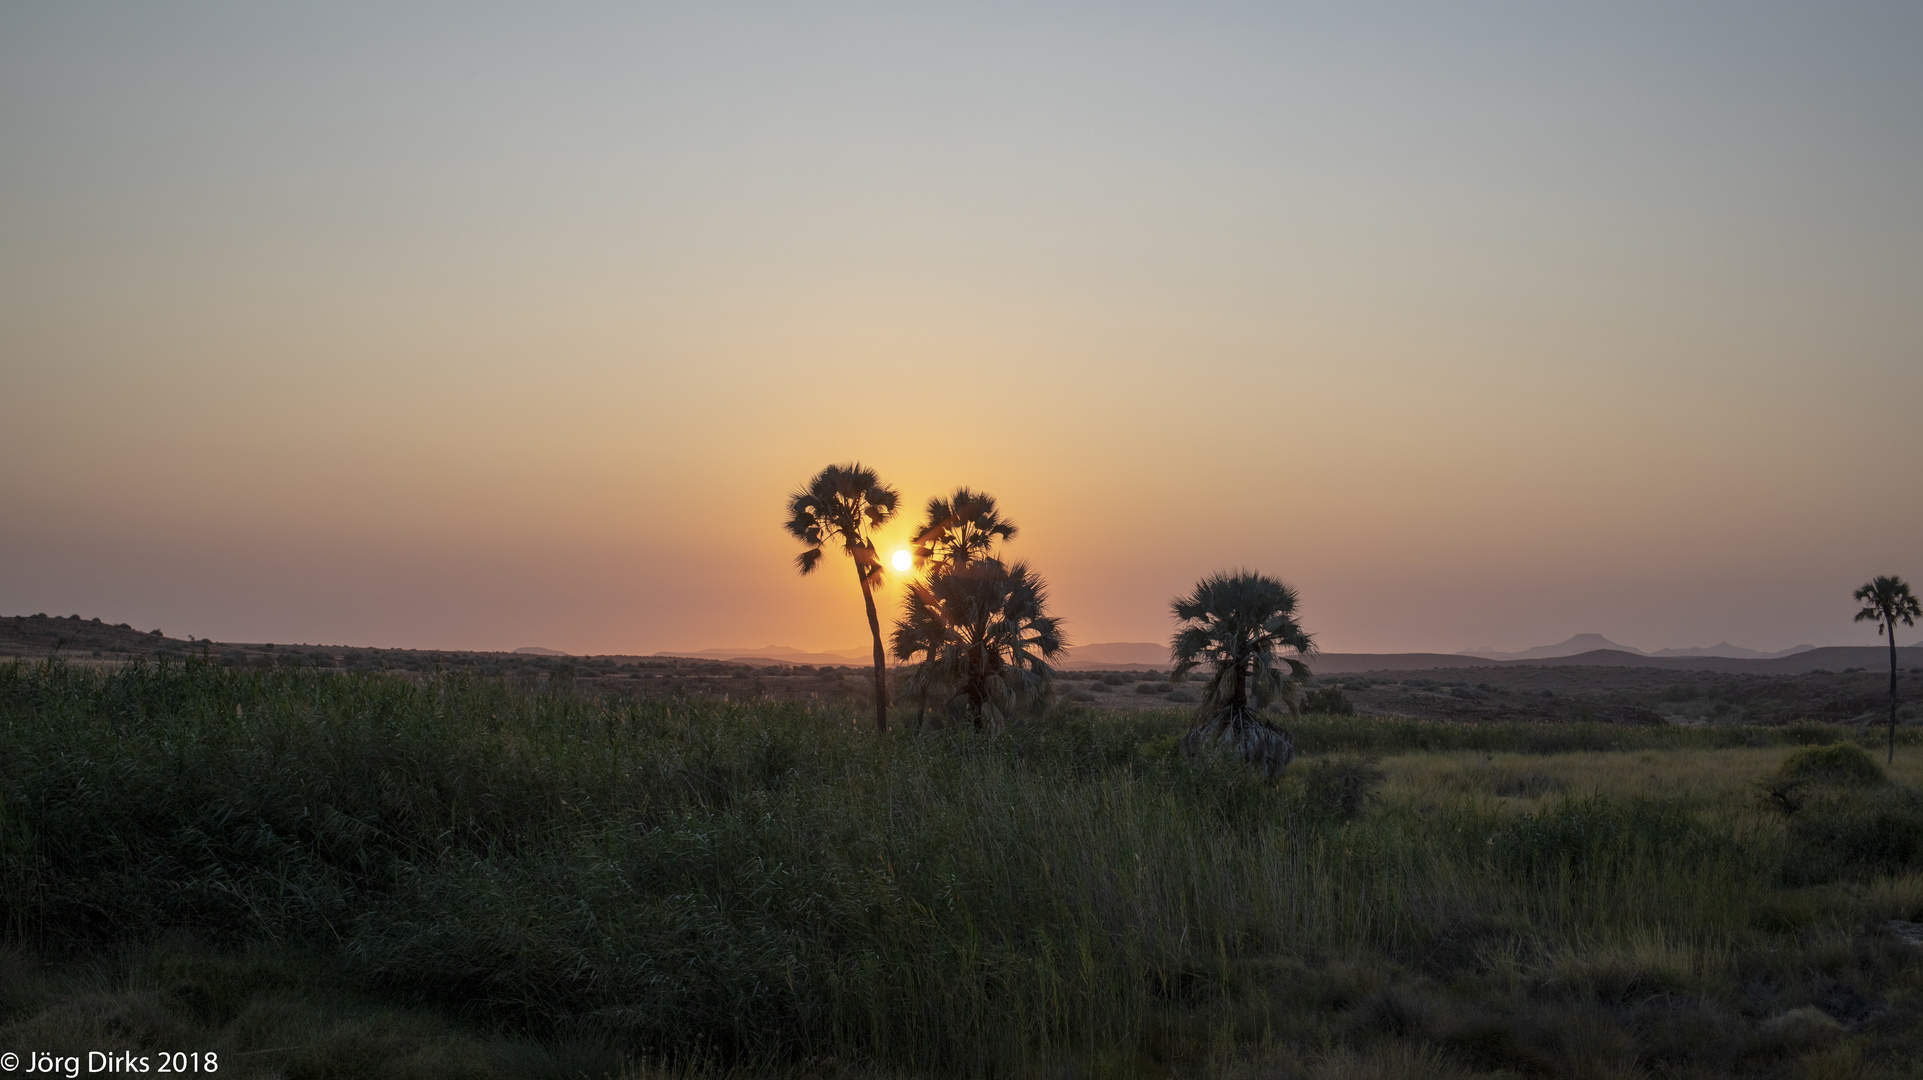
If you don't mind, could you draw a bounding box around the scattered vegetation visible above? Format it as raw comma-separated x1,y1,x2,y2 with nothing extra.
6,658,1922,1076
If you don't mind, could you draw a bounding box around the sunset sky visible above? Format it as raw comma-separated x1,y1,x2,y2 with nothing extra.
4,3,1919,657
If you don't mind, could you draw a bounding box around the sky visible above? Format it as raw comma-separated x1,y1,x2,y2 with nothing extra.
3,2,1919,657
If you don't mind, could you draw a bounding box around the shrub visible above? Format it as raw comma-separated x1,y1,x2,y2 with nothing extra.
1776,744,1884,787
1301,687,1355,715
1781,787,1923,885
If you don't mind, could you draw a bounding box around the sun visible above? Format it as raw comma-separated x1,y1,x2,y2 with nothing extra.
890,549,913,573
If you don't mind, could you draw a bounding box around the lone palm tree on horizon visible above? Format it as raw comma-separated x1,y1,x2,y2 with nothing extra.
1854,574,1920,765
1170,569,1316,780
786,463,899,732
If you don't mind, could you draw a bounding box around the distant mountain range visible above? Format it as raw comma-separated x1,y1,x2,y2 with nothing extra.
1458,634,1817,662
661,634,1882,674
659,644,875,666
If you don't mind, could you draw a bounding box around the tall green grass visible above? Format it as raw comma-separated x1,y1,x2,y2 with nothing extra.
3,659,1921,1076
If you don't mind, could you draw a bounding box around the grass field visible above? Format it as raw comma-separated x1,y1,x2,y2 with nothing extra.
3,659,1921,1078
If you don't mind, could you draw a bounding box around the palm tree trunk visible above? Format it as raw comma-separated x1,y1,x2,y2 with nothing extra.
857,564,889,732
1889,615,1900,766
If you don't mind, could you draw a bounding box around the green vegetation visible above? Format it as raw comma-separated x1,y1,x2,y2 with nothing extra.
1778,743,1888,787
5,659,1923,1077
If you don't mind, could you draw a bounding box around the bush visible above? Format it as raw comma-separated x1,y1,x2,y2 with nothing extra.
1301,687,1355,715
1776,743,1885,787
1781,787,1923,885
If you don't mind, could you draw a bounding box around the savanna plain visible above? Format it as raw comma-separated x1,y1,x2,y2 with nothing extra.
4,655,1923,1080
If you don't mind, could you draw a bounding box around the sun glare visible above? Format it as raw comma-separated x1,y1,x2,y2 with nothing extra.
890,549,912,573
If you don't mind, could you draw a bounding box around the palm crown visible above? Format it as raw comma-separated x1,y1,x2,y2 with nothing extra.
892,557,1064,729
1170,570,1316,716
1854,575,1921,636
786,463,899,580
911,488,1017,573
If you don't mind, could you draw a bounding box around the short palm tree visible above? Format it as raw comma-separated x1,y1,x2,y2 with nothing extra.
1854,574,1920,765
892,558,1065,731
910,487,1017,573
785,463,899,731
1170,570,1316,779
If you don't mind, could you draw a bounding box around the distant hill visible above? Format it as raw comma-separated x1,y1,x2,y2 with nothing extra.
512,646,569,656
1060,642,1168,669
1462,634,1822,662
660,645,872,666
1311,645,1923,676
1460,634,1643,660
1648,642,1816,659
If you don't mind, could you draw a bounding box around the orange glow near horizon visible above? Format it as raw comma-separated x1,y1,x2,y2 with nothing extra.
1,6,1919,657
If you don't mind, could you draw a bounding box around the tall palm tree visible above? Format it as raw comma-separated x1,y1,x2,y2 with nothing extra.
1169,570,1316,780
892,558,1065,731
1854,574,1920,765
786,463,899,731
910,487,1017,573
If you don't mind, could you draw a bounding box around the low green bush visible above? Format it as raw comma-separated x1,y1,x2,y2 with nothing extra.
1781,787,1923,885
1777,743,1886,787
1300,687,1355,715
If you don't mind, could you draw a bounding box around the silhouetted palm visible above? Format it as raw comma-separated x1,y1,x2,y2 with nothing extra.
1854,574,1920,765
1169,570,1316,779
786,463,899,731
892,558,1064,731
896,488,1021,725
910,488,1017,574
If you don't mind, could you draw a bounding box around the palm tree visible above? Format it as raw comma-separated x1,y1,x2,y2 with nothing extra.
910,487,1017,573
1854,574,1920,765
892,558,1065,731
895,488,1021,726
785,463,899,731
1169,570,1316,779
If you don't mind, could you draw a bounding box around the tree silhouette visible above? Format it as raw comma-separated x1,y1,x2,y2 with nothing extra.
892,558,1064,731
893,488,1037,728
1854,574,1920,765
786,463,899,731
910,487,1017,574
1169,570,1316,779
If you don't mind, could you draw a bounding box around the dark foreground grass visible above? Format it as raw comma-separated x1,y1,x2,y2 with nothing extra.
3,659,1922,1078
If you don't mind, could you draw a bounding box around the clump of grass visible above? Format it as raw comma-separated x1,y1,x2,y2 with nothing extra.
1300,686,1355,716
1295,757,1385,819
1779,743,1887,787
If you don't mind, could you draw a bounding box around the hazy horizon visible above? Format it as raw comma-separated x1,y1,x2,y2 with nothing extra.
4,3,1919,657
